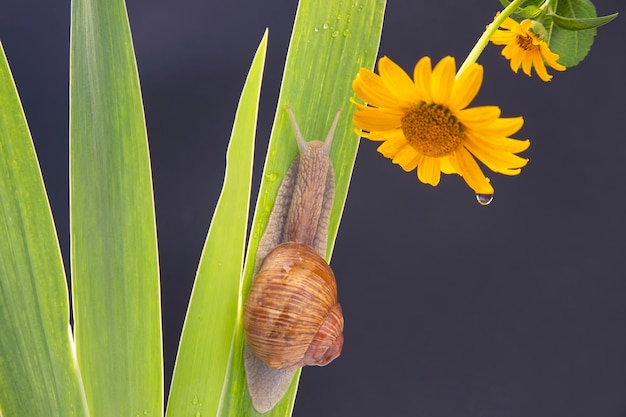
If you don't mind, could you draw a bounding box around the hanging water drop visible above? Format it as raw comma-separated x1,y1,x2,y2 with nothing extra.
475,193,493,206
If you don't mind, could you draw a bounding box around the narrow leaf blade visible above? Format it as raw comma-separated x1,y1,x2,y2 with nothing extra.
70,0,163,415
165,31,267,417
550,13,618,31
0,41,89,417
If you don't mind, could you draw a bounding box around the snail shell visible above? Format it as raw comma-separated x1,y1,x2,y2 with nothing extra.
244,242,344,370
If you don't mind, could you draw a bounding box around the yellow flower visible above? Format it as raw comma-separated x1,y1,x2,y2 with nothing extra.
490,17,566,82
352,56,529,196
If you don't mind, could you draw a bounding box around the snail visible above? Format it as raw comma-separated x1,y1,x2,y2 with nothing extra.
243,106,344,413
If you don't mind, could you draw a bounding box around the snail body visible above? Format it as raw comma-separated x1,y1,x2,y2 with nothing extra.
244,107,343,413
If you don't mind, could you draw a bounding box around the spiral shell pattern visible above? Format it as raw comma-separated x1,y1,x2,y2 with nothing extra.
244,242,344,370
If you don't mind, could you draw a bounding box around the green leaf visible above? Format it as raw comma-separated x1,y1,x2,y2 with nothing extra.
544,0,599,67
511,0,543,18
518,5,542,18
70,0,162,416
165,31,267,417
550,12,618,30
0,41,88,417
217,0,386,416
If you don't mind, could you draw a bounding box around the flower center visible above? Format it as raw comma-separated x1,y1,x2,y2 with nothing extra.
401,103,465,158
515,34,536,50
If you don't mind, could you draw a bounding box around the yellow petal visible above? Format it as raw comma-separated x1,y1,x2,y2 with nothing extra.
500,17,519,30
540,44,566,71
474,116,524,138
520,19,533,33
455,106,501,129
350,99,368,112
454,147,494,194
508,48,524,72
501,42,516,59
531,51,552,82
417,156,441,186
365,128,404,141
378,57,422,104
464,137,528,174
447,153,463,174
466,130,529,153
413,56,433,102
377,134,409,157
352,69,401,108
401,153,420,172
353,107,404,131
449,63,483,111
521,52,533,77
490,31,514,45
431,56,456,105
391,145,420,172
440,156,457,174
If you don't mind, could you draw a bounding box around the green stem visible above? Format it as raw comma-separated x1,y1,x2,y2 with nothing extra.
540,0,553,13
456,0,527,78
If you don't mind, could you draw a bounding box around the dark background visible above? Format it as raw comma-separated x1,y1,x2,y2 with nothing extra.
2,1,625,416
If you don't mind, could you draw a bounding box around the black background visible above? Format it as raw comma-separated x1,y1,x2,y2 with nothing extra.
2,1,625,416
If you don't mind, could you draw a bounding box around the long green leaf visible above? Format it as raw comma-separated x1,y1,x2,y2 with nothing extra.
165,31,267,417
69,0,162,415
219,0,386,415
550,12,618,31
0,41,89,417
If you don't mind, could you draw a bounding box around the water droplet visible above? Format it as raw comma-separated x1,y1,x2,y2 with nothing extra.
195,412,202,417
265,172,279,182
343,29,350,36
476,194,494,206
314,27,319,32
192,395,199,405
331,30,339,38
143,410,148,416
322,23,329,30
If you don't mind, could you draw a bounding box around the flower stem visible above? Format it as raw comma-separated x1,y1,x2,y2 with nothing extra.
457,0,527,78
